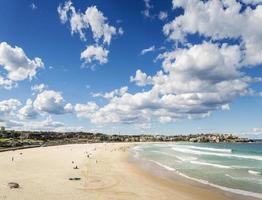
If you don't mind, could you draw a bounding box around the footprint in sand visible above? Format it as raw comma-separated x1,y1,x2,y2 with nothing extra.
82,175,118,190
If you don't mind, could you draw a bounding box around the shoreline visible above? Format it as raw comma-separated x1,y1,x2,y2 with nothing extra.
129,145,261,200
0,143,260,200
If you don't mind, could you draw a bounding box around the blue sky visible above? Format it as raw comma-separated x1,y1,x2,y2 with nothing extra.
0,0,262,138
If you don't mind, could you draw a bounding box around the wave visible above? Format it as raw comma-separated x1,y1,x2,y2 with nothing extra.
177,171,262,199
176,155,198,162
133,146,144,151
151,150,197,162
248,170,261,176
132,146,144,159
190,160,232,169
172,146,262,161
186,145,232,153
226,174,262,184
149,160,175,171
148,159,262,199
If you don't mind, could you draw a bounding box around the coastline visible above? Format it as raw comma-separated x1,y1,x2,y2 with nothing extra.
130,144,261,200
0,143,259,200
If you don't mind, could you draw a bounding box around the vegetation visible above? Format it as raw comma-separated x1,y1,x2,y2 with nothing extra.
0,128,252,151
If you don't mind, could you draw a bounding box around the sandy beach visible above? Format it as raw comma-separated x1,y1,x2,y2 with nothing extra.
0,143,245,200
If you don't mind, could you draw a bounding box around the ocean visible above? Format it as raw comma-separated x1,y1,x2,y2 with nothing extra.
132,142,262,199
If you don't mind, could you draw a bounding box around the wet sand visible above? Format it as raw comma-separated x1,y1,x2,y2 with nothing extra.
0,143,243,200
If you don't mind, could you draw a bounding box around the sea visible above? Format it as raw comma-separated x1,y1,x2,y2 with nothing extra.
131,142,262,199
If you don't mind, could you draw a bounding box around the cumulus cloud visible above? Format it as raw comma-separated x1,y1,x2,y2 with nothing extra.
142,0,153,18
0,99,22,128
0,75,15,89
0,42,44,88
0,99,21,115
18,99,38,119
2,0,259,131
252,128,262,132
240,0,262,5
158,11,168,21
140,45,155,55
80,45,109,65
221,104,230,111
57,1,121,66
75,42,259,126
92,86,128,99
67,0,262,128
130,69,152,86
30,3,37,10
33,90,73,115
75,102,99,118
8,116,65,131
31,83,48,93
163,0,262,66
57,1,121,45
0,97,76,131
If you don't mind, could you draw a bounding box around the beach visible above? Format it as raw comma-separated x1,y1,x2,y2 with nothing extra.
0,143,253,200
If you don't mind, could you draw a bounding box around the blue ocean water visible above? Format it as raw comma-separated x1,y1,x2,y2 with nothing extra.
132,142,262,199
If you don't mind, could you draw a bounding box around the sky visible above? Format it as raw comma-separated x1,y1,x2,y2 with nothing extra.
0,0,262,138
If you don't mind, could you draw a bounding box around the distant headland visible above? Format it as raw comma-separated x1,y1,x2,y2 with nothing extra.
0,126,253,152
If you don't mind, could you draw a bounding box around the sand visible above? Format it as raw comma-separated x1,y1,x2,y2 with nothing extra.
0,143,239,200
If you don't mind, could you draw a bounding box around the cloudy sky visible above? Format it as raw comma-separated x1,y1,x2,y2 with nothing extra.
0,0,262,138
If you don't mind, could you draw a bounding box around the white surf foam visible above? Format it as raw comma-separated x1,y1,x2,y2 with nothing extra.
149,160,175,171
187,145,232,153
172,146,262,161
149,159,262,199
248,170,261,176
151,150,197,162
177,171,262,199
190,160,232,169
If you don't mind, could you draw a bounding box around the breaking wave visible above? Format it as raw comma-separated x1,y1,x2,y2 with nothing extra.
171,146,262,161
148,159,262,199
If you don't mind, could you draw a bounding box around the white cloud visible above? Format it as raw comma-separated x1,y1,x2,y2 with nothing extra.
142,0,153,18
33,90,73,115
240,0,262,5
54,126,85,132
92,86,128,99
163,0,262,66
57,1,122,66
0,42,44,88
130,69,152,86
75,102,99,118
0,75,15,89
158,11,168,21
0,98,78,131
80,45,109,65
118,27,124,35
221,104,230,111
18,99,38,119
0,99,21,115
9,116,65,131
83,6,117,45
140,45,155,55
2,0,258,131
77,41,256,126
239,128,262,139
56,0,262,128
30,3,37,10
252,128,262,132
57,0,72,24
58,1,121,45
31,83,48,93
